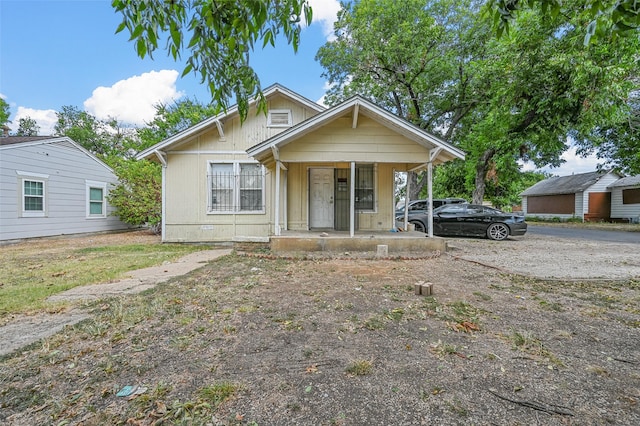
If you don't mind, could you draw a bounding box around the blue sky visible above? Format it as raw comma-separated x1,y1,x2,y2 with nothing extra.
0,0,598,176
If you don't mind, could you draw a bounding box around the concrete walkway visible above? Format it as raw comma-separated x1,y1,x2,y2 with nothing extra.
0,249,232,357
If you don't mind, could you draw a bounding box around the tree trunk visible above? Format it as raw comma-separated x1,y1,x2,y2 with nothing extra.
472,148,496,204
407,171,420,200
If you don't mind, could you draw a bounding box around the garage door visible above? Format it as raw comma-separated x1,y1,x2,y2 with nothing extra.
527,194,574,214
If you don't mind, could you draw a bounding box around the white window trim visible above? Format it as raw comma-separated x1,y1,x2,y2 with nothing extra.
86,180,107,218
207,161,266,214
267,109,292,127
17,171,49,218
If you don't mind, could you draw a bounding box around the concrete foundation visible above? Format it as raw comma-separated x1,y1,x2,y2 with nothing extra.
269,231,446,254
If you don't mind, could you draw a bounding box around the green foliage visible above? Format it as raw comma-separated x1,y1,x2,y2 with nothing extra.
486,0,640,44
319,0,639,205
16,117,40,136
54,106,140,163
137,98,218,151
112,0,313,121
107,159,162,231
0,98,10,127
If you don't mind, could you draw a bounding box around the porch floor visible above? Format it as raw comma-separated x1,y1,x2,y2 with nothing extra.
269,230,447,255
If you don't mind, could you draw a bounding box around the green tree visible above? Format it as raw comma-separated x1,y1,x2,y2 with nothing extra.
109,98,217,232
16,117,40,136
112,0,312,121
137,98,218,151
107,158,162,233
0,98,10,128
53,106,139,164
487,0,640,44
318,0,639,205
577,82,640,175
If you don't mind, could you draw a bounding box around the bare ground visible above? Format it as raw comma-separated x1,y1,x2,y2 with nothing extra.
1,232,639,425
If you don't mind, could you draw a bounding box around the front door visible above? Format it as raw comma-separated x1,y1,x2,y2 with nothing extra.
309,168,334,229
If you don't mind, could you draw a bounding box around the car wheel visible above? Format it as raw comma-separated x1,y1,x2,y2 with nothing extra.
487,223,509,241
410,220,426,233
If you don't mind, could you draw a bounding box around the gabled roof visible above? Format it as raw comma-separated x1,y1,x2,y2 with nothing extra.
136,83,325,160
608,175,640,188
246,95,465,164
0,135,54,146
0,135,114,172
521,170,620,196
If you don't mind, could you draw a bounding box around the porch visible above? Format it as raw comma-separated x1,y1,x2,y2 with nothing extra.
268,230,447,255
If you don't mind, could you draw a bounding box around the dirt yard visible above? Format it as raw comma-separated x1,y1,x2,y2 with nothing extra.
1,232,639,425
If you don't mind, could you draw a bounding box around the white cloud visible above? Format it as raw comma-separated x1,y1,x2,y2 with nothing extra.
521,146,602,177
12,107,58,136
307,0,341,41
542,147,602,176
84,70,183,126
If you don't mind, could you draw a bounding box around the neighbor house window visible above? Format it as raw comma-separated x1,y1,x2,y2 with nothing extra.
24,180,44,212
17,171,49,217
622,188,640,204
355,164,375,211
86,181,107,218
267,109,292,127
208,162,264,213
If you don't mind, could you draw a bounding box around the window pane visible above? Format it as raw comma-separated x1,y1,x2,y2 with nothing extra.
240,164,262,211
25,197,43,211
24,180,43,196
90,187,103,201
90,201,103,215
355,165,374,210
210,164,234,211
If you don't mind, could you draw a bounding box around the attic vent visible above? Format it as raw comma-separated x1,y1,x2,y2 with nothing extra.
52,141,77,150
267,110,292,127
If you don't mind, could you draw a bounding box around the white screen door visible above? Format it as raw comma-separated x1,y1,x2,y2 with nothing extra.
309,168,334,229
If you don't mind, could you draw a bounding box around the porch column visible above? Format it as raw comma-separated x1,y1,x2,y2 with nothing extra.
427,161,434,238
350,161,355,237
283,169,288,231
403,173,411,231
275,161,281,236
427,148,441,238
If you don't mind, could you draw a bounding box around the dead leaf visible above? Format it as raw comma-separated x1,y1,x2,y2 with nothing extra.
235,413,245,421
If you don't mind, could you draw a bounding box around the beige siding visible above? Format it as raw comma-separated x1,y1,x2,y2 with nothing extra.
283,162,397,232
279,116,431,163
162,94,322,242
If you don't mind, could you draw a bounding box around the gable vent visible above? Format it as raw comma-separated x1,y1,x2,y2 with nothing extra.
267,110,292,127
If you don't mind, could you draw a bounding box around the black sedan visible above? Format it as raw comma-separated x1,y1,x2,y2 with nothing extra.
399,204,527,241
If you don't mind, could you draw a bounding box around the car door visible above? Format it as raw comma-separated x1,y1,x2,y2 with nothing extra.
457,205,490,236
433,204,466,235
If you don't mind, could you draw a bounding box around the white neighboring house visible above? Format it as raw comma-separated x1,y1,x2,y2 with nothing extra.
520,170,622,221
608,175,640,223
0,136,130,241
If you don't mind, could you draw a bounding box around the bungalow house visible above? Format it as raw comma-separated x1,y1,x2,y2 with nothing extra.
0,136,130,241
608,175,640,223
520,170,622,221
136,84,465,250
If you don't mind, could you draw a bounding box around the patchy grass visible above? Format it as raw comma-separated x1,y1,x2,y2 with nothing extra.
1,242,639,425
0,232,211,317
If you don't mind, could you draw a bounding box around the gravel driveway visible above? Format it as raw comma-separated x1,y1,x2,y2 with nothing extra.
447,233,640,280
